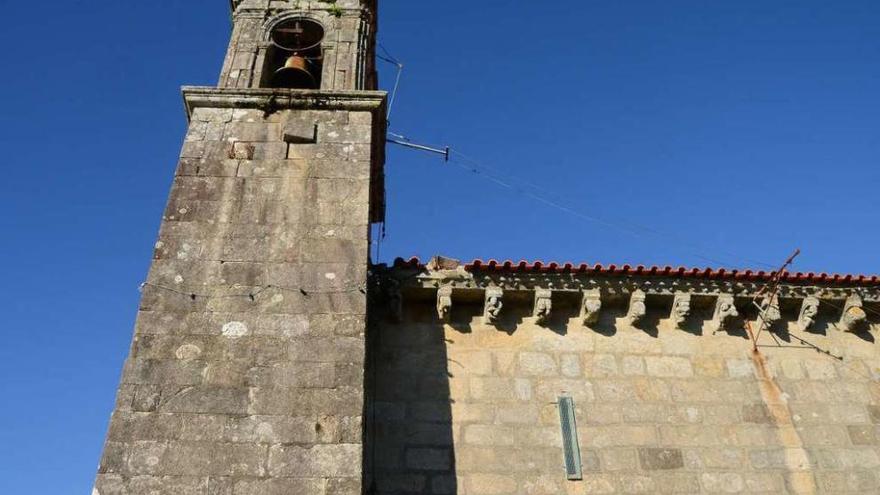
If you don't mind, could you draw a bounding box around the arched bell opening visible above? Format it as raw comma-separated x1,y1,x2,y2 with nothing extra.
261,17,324,89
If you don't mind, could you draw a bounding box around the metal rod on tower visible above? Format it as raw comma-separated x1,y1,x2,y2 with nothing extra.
388,137,451,162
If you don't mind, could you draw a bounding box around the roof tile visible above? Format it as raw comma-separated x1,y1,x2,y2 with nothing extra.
390,257,880,287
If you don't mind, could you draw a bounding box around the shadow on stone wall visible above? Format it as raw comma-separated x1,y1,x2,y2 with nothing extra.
364,307,457,494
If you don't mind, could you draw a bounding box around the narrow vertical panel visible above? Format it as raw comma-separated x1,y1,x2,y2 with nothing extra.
558,396,583,480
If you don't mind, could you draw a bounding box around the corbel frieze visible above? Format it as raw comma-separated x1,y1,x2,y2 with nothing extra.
484,287,504,326
407,271,880,303
628,290,647,327
712,294,739,332
798,296,820,331
386,267,877,334
581,289,602,326
670,292,691,328
534,289,552,325
838,294,868,333
757,294,782,330
436,286,453,322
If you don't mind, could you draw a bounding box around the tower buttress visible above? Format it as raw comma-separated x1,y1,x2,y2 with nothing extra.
94,1,385,493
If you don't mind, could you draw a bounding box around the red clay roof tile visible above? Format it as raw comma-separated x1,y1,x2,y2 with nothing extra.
390,257,880,287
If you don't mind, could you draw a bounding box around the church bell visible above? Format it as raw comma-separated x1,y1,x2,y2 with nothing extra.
273,55,317,89
268,18,324,90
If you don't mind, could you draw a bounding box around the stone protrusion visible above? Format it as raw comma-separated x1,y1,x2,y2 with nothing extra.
437,286,453,322
484,288,504,326
533,289,552,325
670,292,691,328
757,294,782,330
712,294,739,332
798,296,820,331
581,289,602,326
838,294,868,333
628,290,647,327
282,117,318,144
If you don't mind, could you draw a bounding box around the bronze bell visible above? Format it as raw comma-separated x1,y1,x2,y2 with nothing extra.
273,55,317,89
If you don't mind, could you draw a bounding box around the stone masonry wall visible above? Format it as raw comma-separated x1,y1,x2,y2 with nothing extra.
95,98,381,495
370,298,880,494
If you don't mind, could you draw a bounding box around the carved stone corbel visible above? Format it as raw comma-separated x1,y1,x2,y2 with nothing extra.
628,289,647,327
483,287,503,325
533,289,552,325
757,294,782,330
581,289,602,326
838,294,867,333
670,292,691,327
798,296,820,331
436,286,452,322
712,294,739,332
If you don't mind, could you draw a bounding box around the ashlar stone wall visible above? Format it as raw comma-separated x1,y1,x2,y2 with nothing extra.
95,87,385,495
369,291,880,494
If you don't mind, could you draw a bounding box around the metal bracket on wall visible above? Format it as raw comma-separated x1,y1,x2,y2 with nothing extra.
387,132,450,162
558,396,583,480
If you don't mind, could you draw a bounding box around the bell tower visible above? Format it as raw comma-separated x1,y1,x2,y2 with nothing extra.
220,0,378,91
94,1,385,493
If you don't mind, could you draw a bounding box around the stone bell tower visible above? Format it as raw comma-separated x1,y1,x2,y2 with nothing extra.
94,1,385,493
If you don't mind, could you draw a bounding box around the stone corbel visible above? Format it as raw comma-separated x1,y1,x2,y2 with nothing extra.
484,287,503,325
798,296,820,331
628,289,647,327
581,289,602,326
534,289,552,325
712,294,739,332
838,294,868,333
436,286,452,322
670,292,691,327
757,294,782,330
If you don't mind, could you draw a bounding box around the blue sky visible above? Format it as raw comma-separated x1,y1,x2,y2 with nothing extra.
0,0,877,492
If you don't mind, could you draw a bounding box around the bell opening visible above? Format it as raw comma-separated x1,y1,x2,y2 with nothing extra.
271,18,324,52
262,18,325,90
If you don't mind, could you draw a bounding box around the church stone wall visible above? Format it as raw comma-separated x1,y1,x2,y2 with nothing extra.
95,90,384,495
369,298,880,494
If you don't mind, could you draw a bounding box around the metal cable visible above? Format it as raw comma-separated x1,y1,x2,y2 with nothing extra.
443,150,774,269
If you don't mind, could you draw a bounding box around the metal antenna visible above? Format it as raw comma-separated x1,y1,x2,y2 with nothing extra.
375,44,451,161
376,43,404,121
